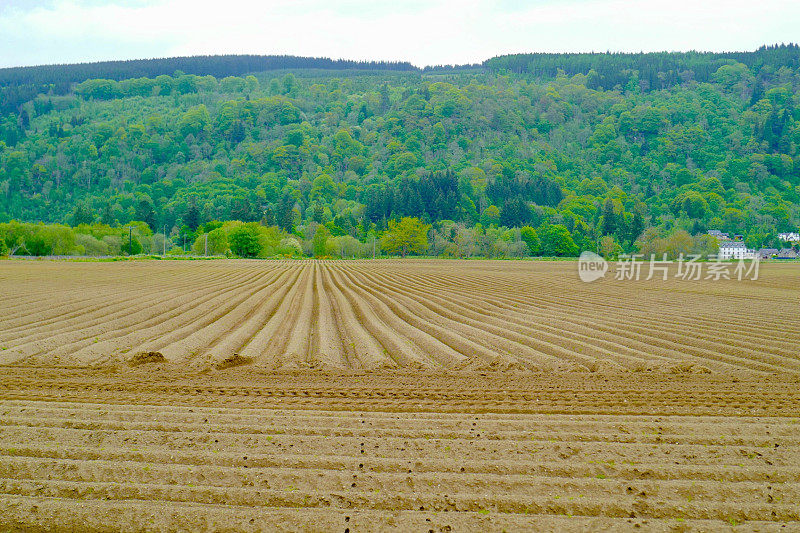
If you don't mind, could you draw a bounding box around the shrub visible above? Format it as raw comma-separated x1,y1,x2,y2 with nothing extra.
192,227,229,255
75,233,111,256
520,226,540,255
229,223,262,257
278,237,303,256
538,224,579,257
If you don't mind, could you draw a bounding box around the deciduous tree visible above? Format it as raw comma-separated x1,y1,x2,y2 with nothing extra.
380,217,430,257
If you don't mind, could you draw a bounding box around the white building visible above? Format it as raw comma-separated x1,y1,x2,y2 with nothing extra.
718,241,755,260
778,232,800,242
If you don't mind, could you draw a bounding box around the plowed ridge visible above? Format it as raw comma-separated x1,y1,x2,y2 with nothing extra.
2,259,800,374
1,391,798,531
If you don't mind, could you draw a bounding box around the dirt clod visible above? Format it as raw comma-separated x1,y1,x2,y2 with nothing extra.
127,352,165,366
215,354,253,370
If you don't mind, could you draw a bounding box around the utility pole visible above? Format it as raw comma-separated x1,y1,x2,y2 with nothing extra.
204,233,208,257
163,225,167,257
372,235,376,259
128,226,133,256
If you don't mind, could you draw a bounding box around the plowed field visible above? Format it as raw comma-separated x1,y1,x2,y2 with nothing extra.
1,260,799,531
3,259,800,373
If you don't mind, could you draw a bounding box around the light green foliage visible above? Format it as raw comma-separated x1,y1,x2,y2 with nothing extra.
277,236,303,256
326,235,363,258
520,226,540,255
192,227,229,256
538,224,579,257
122,234,143,255
0,221,76,256
75,233,111,256
635,228,720,260
312,225,330,257
189,221,297,258
599,235,622,259
381,217,430,257
311,174,337,202
177,104,211,137
228,223,262,258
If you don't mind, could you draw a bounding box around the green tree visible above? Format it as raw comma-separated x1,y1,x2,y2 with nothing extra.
282,73,297,94
311,174,337,202
2,55,799,253
664,230,694,260
25,234,50,256
599,235,621,259
380,217,430,257
100,202,115,226
601,197,618,236
71,203,94,225
628,209,645,243
671,191,709,219
177,104,210,137
520,226,540,255
379,83,390,111
135,198,157,231
184,203,201,231
228,223,262,258
538,224,579,257
692,233,719,259
312,225,330,257
122,232,143,255
192,227,229,256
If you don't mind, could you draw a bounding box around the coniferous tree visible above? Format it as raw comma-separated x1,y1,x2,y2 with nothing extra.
184,203,201,231
136,199,157,231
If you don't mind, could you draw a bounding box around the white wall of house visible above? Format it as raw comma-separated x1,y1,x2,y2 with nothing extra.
719,244,755,260
778,232,800,242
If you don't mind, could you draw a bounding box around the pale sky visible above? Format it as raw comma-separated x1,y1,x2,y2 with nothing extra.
0,0,798,69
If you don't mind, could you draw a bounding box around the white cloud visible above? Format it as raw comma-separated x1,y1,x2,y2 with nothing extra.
0,0,798,68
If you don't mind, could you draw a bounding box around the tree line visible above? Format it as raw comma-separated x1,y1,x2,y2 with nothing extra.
0,55,416,114
0,217,728,261
485,44,800,91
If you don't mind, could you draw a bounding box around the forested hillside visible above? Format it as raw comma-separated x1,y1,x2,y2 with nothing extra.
0,55,416,115
1,46,799,257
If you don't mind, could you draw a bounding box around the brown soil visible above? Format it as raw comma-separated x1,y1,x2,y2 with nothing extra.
1,259,799,531
128,351,166,366
216,354,254,370
1,368,799,531
3,259,799,374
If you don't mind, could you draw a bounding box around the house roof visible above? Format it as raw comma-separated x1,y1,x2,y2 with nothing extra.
707,230,730,240
776,248,799,258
